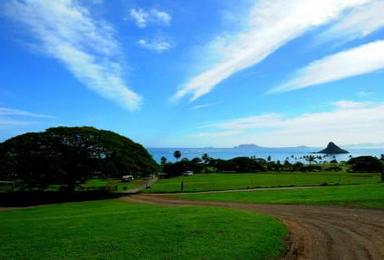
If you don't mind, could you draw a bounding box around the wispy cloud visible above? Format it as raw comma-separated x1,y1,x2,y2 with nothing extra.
137,38,172,53
0,118,33,128
193,100,384,146
0,107,53,118
171,0,369,102
356,90,374,97
333,100,371,109
0,106,53,129
193,130,242,138
129,8,171,28
191,102,221,110
3,0,141,110
271,40,384,93
204,114,282,130
318,0,384,44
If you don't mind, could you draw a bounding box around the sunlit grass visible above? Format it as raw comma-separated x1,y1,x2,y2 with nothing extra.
146,172,380,193
177,183,384,209
0,200,287,259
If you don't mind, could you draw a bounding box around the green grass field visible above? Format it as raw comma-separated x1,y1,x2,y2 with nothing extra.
146,172,381,193
176,183,384,209
0,200,287,259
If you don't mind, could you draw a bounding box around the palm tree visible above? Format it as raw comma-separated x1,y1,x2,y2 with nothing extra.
160,156,167,165
173,150,181,161
202,153,210,164
305,155,316,165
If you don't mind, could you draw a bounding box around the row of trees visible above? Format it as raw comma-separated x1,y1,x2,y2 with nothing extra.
165,151,354,165
160,151,384,177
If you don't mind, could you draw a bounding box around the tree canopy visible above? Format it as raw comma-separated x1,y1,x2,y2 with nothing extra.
173,150,181,161
0,126,158,190
347,156,383,173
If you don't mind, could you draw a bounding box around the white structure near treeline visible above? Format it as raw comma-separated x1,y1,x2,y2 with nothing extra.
121,175,134,182
182,171,194,176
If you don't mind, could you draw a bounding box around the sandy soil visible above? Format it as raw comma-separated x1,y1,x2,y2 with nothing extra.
0,207,17,211
124,194,384,260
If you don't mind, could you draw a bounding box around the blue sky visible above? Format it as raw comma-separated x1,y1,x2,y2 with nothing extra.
1,0,384,147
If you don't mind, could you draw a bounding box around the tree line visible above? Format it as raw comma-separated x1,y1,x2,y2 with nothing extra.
160,151,384,178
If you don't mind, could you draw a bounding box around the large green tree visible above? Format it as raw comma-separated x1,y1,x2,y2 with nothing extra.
0,127,158,190
347,156,383,173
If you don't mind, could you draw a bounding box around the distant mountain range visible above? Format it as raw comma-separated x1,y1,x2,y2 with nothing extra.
233,144,316,151
233,142,352,154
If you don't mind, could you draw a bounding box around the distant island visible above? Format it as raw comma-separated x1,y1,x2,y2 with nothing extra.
318,142,349,154
233,144,262,149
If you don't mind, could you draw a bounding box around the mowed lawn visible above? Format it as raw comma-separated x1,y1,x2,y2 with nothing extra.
0,200,287,259
146,172,381,193
177,183,384,209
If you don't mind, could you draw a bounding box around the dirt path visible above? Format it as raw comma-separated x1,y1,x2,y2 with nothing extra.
120,176,158,194
151,185,322,195
0,207,13,211
0,205,37,212
124,194,384,260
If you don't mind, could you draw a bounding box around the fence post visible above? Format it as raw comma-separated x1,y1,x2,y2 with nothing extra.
180,181,184,192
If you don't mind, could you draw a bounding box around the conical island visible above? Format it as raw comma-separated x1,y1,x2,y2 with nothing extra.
318,142,349,154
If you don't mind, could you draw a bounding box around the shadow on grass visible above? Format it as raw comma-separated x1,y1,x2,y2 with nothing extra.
0,191,123,207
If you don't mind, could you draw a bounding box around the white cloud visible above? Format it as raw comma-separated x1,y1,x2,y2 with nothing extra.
138,38,172,53
151,9,171,25
171,0,370,102
4,0,141,110
193,101,384,146
0,107,53,118
271,40,384,93
318,0,384,43
129,8,171,28
333,100,371,109
129,9,147,28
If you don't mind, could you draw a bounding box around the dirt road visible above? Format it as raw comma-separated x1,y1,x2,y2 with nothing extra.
0,207,13,211
125,194,384,260
120,176,158,194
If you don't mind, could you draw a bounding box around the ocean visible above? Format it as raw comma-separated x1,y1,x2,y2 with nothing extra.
148,147,384,163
